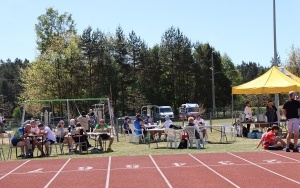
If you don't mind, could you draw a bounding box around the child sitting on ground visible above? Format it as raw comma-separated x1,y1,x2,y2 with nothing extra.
257,127,272,148
262,125,286,150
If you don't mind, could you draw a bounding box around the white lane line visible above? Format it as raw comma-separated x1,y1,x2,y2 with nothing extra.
266,150,300,162
228,152,300,185
0,160,30,180
44,158,71,188
189,154,240,188
105,156,111,188
149,155,173,188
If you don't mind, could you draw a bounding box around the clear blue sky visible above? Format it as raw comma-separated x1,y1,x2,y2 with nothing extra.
0,0,299,67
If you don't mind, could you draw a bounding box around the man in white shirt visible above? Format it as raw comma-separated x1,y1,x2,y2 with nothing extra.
163,115,172,128
38,123,56,157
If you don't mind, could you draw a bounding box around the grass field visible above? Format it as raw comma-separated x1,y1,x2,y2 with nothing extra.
0,119,265,161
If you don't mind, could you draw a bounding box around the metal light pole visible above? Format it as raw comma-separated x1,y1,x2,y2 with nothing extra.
211,51,216,117
273,0,280,122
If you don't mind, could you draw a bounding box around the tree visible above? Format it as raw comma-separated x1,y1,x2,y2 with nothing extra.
160,27,194,111
221,53,242,87
285,45,300,76
35,7,76,54
80,26,101,97
270,53,282,66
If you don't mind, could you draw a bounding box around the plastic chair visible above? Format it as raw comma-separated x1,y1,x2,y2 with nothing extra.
129,124,144,144
51,130,65,155
184,126,202,149
71,130,88,154
123,127,133,143
7,132,23,160
0,133,5,160
221,123,236,142
165,128,179,149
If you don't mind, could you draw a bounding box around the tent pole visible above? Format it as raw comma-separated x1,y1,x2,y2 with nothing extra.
275,93,280,124
231,94,234,125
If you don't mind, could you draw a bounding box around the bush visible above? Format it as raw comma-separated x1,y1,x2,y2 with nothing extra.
12,107,22,121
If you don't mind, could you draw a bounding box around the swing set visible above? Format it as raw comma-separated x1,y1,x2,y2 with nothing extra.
21,98,114,130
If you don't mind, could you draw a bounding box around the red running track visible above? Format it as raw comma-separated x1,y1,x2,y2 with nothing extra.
1,151,300,188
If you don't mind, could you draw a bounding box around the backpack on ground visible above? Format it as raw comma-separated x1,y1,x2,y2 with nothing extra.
178,139,188,149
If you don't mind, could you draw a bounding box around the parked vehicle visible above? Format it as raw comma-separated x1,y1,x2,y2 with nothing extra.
141,105,174,121
179,103,200,120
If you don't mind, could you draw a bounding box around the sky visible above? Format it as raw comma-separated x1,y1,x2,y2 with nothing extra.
0,0,299,67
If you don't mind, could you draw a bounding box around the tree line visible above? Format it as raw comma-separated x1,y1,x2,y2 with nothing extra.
1,7,299,118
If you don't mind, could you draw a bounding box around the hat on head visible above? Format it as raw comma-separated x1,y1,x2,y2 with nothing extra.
136,113,140,117
289,91,295,95
30,119,36,123
165,115,169,119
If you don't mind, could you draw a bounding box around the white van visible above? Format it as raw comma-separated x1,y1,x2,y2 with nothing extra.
141,105,174,121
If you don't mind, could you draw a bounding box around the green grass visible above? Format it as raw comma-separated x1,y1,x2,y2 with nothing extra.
0,119,263,161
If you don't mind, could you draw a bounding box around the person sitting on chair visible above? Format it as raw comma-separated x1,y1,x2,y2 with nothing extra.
72,122,89,152
11,124,31,158
185,117,200,139
68,119,76,132
30,120,45,157
94,119,114,152
38,123,56,157
56,120,74,154
194,114,207,144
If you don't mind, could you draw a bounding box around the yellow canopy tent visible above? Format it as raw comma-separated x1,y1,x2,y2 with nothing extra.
232,66,300,94
278,66,300,83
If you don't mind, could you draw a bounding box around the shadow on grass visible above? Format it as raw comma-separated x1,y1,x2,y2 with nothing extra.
206,141,234,145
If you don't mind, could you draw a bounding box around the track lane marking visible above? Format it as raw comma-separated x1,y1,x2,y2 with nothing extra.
228,152,300,185
0,160,30,180
266,151,300,162
105,156,111,188
189,154,240,188
44,158,71,188
149,155,173,188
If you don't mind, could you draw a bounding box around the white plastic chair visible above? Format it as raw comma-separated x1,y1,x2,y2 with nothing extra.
0,133,5,160
221,123,236,142
129,124,144,144
7,132,23,160
51,130,65,155
165,128,179,149
124,126,133,143
184,126,202,149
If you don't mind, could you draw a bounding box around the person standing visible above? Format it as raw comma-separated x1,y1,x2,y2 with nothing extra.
194,114,207,144
88,109,96,132
265,100,278,125
77,111,90,131
123,117,131,134
244,101,253,134
282,91,300,152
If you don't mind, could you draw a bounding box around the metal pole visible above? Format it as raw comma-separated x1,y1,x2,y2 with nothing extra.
273,0,280,123
212,51,216,117
273,0,277,67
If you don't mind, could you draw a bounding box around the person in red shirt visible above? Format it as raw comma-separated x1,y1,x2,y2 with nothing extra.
263,125,286,150
257,127,272,148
